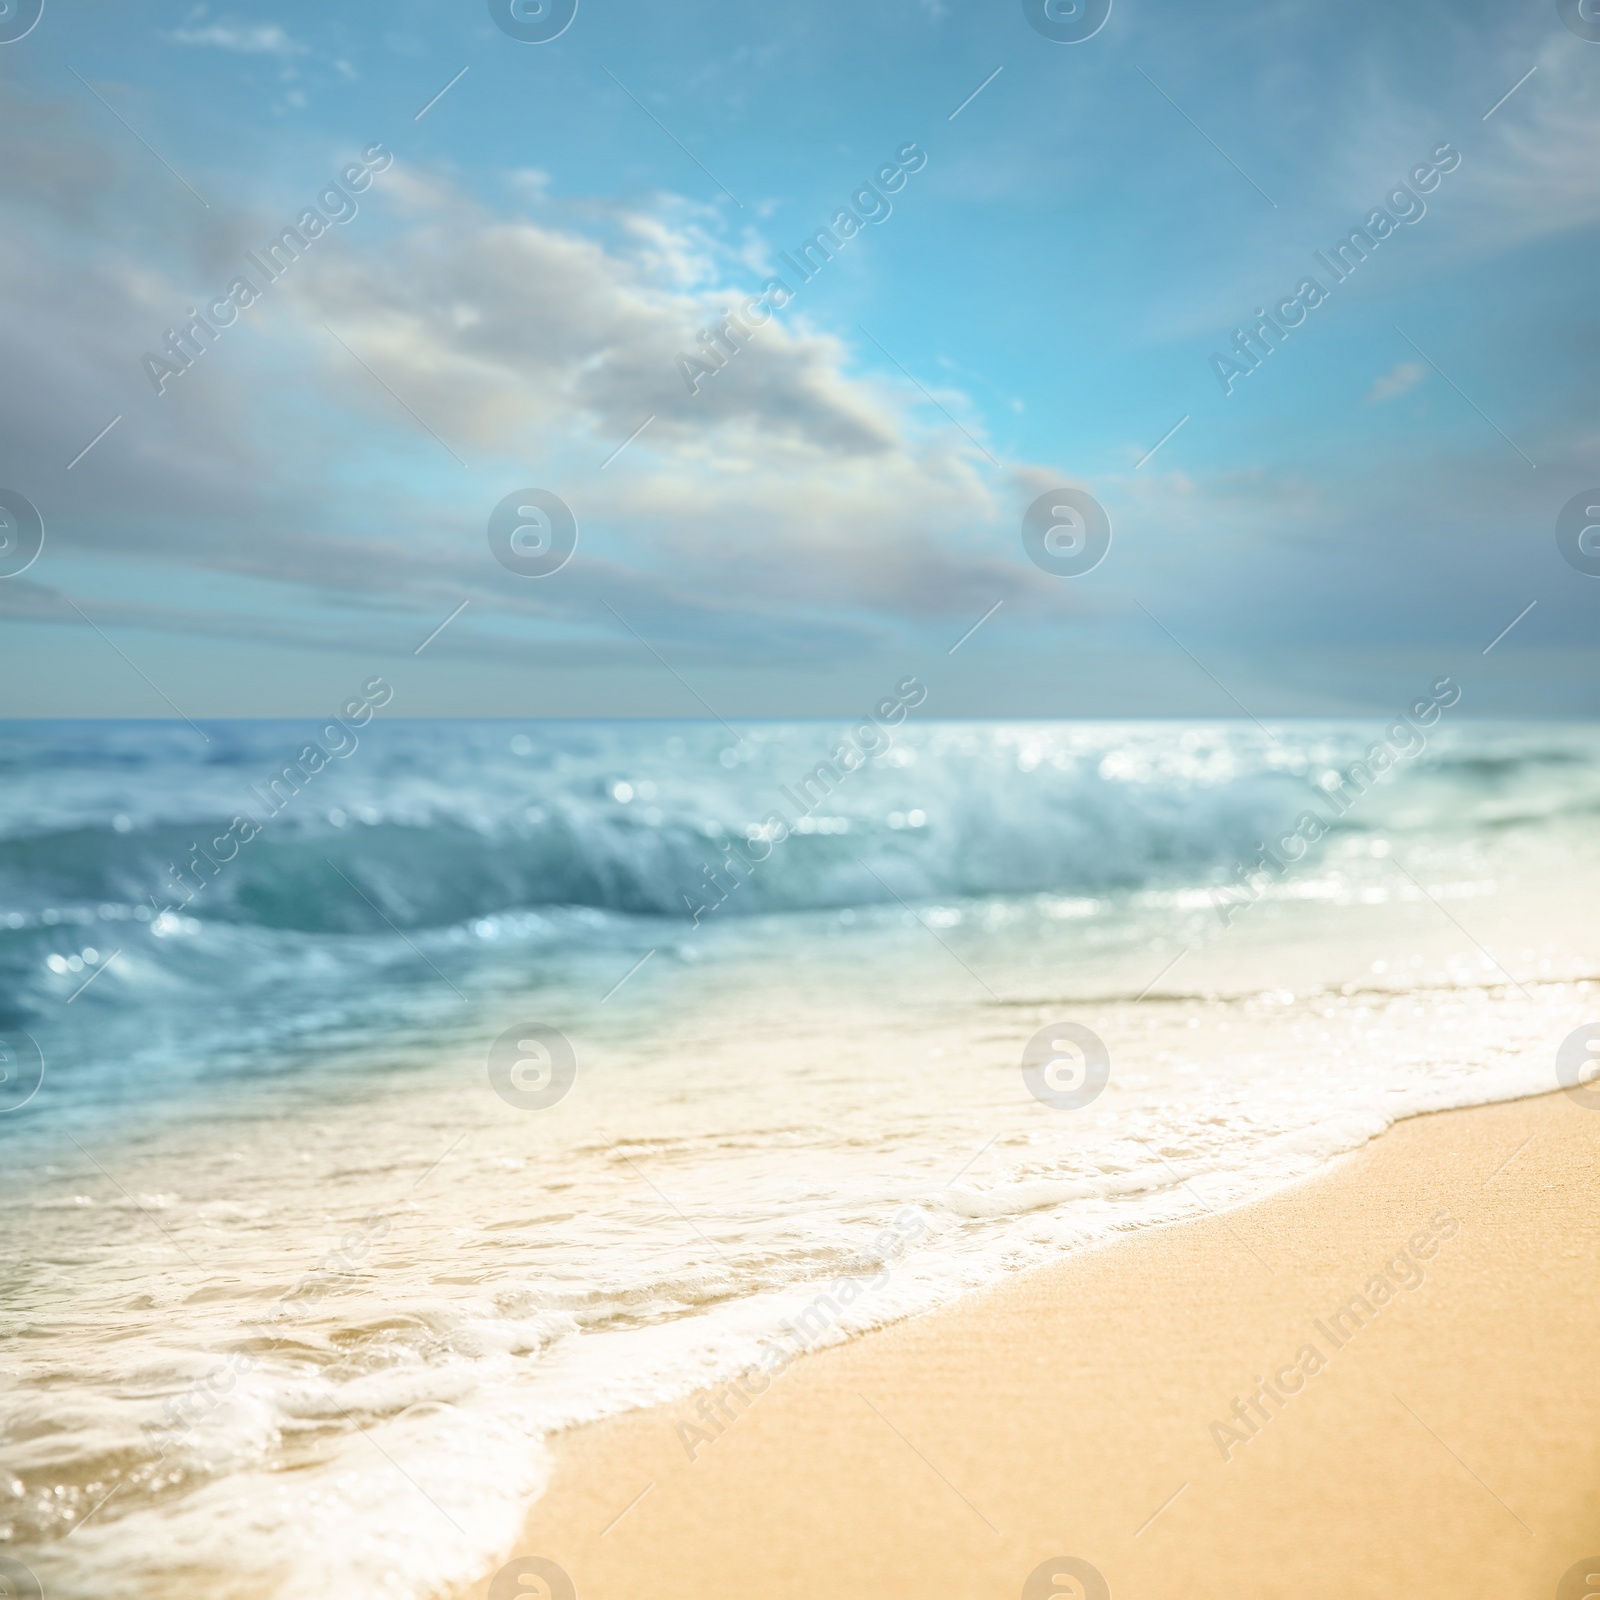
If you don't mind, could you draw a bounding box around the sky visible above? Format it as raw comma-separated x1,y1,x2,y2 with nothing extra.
0,0,1597,719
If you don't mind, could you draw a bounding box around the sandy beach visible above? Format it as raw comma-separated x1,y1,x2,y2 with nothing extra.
461,1090,1600,1600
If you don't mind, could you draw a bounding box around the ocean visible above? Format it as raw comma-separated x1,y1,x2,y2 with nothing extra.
2,715,1596,1600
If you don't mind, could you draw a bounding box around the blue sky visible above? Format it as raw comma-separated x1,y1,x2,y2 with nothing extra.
0,0,1597,717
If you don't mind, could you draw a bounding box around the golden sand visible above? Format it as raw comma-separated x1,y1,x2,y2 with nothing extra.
461,1092,1600,1599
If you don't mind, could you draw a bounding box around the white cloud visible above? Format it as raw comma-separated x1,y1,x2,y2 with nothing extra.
0,125,1077,661
170,23,307,55
1364,360,1425,404
276,174,1071,625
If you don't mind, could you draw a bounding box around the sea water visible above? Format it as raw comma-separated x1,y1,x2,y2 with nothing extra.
2,718,1596,1599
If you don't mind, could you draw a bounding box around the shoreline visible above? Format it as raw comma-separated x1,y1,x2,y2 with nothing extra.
460,1089,1600,1600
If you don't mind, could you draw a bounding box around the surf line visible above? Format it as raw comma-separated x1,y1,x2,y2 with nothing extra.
143,676,393,924
672,1206,933,1462
678,674,927,927
1210,674,1460,928
142,1205,393,1458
